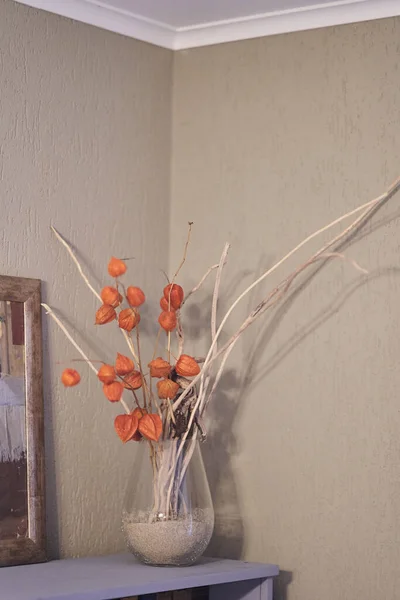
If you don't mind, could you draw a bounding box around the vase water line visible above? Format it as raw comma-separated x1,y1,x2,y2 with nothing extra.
122,437,214,566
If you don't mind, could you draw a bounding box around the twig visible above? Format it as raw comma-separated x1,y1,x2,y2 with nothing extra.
183,264,219,305
200,251,366,415
211,243,230,348
167,330,171,364
173,175,400,414
152,327,162,361
176,311,184,358
198,243,230,419
51,225,140,364
202,180,399,370
200,208,374,413
135,325,148,408
166,398,176,424
42,304,131,414
121,329,140,363
51,227,102,302
42,304,98,375
170,222,193,285
321,252,368,274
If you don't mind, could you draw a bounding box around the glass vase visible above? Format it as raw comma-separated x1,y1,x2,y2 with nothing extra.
122,437,214,566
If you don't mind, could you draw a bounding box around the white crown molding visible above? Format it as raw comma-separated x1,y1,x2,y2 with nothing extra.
13,0,400,51
175,0,400,50
13,0,177,48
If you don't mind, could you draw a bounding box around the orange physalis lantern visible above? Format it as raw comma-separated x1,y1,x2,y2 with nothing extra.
163,284,184,310
108,257,127,278
118,308,139,332
114,413,139,443
132,407,147,419
175,355,200,377
97,364,116,384
126,286,146,307
138,413,163,442
159,297,172,312
123,370,143,390
158,310,177,332
103,381,124,402
148,357,171,378
95,304,116,325
115,353,135,376
130,407,147,441
61,368,80,387
157,378,179,400
100,286,122,308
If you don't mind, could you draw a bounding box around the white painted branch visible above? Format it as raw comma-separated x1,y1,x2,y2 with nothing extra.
42,303,131,415
51,227,102,302
173,175,400,415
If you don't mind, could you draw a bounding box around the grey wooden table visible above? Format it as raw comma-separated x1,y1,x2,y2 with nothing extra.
1,552,279,600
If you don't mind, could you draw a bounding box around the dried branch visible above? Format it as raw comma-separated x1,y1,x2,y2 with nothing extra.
51,225,140,364
183,264,219,305
198,242,230,418
211,243,230,348
203,179,399,372
173,175,400,415
42,304,98,375
51,227,102,302
176,311,184,358
42,303,131,415
199,250,367,415
170,222,193,285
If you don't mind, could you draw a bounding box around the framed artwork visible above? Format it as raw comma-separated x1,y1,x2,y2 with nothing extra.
0,276,45,566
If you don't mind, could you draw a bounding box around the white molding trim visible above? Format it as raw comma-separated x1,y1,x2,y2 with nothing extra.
175,0,400,50
13,0,400,50
13,0,177,49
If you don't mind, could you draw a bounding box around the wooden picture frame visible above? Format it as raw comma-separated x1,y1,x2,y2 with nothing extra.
0,276,45,566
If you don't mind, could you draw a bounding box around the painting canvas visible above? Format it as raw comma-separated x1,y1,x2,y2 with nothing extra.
0,300,27,541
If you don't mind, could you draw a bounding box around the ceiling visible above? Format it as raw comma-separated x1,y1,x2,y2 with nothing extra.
98,0,342,28
14,0,400,49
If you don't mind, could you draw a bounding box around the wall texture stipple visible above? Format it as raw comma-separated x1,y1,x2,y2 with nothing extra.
2,2,400,599
171,17,400,600
0,0,172,558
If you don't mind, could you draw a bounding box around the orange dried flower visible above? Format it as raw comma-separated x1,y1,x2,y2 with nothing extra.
138,413,163,442
115,353,135,376
132,407,147,419
163,284,184,310
97,364,116,384
126,286,145,307
114,413,139,443
176,355,200,377
100,286,122,308
148,357,171,378
158,310,177,332
157,378,179,400
61,368,80,387
103,381,124,402
108,256,127,278
95,304,116,325
118,308,139,332
123,370,143,390
130,407,147,441
160,296,177,312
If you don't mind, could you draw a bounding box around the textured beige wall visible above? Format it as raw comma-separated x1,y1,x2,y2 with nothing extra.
0,0,172,558
171,18,400,600
3,0,400,593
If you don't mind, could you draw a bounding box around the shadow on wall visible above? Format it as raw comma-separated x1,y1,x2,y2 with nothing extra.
196,200,400,599
185,276,251,562
202,371,244,560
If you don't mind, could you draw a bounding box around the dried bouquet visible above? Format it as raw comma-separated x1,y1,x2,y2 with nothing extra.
43,177,400,527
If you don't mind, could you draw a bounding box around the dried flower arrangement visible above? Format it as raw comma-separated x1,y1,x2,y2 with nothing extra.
43,177,400,527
